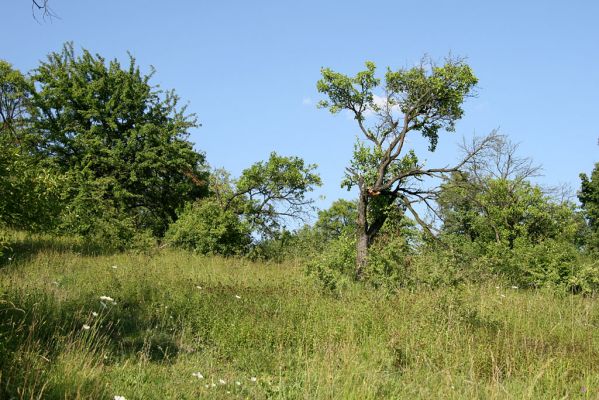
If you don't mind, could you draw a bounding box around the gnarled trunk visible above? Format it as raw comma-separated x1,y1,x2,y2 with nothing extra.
355,190,369,280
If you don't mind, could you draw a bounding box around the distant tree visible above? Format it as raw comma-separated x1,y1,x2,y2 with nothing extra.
314,199,357,241
317,58,497,279
27,43,208,236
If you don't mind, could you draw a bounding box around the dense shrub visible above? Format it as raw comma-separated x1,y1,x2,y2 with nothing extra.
165,199,251,256
57,174,155,252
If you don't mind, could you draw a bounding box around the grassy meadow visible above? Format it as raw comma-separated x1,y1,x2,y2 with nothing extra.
1,235,599,399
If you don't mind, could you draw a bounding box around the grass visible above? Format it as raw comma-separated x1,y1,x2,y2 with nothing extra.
1,234,598,399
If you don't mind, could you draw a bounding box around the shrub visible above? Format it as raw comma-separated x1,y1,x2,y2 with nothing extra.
165,199,251,256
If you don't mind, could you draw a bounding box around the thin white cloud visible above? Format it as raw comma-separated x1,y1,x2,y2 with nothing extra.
302,97,312,106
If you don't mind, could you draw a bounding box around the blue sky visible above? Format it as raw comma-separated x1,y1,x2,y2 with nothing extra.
2,0,598,216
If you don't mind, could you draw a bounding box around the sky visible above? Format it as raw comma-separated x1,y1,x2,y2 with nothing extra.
2,0,598,219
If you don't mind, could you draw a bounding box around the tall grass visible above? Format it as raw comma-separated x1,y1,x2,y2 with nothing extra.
1,234,598,399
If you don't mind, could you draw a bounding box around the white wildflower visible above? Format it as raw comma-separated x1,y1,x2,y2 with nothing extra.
511,285,519,289
211,383,217,388
192,372,204,379
219,379,226,385
500,294,506,298
111,265,118,269
495,286,500,289
235,295,241,299
92,312,99,317
196,286,202,289
8,257,12,261
235,381,241,386
204,384,209,388
250,377,257,382
114,396,126,400
82,324,91,330
100,296,114,302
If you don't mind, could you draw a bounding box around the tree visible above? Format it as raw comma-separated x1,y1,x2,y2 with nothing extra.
27,43,208,237
0,61,63,232
225,152,322,238
314,199,357,241
438,137,549,246
317,58,496,279
579,162,599,250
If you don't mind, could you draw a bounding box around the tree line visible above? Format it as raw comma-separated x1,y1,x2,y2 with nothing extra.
1,44,598,293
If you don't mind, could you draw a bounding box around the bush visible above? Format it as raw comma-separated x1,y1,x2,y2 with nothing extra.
165,199,251,256
59,176,155,253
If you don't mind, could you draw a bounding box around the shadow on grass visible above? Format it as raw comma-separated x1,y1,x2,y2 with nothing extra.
0,286,179,399
0,232,126,269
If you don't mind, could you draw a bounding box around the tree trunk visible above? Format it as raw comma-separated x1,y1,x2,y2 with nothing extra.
355,190,369,280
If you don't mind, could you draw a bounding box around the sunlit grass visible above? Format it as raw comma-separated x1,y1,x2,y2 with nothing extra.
1,234,598,399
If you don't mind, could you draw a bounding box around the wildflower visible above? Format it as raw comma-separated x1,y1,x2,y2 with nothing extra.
235,295,241,299
8,257,12,261
82,324,91,330
204,384,209,388
92,312,99,317
114,396,126,400
211,383,217,388
219,379,226,385
250,377,257,382
511,286,519,289
235,381,241,386
111,265,118,269
100,296,114,302
196,286,202,289
192,372,204,379
500,294,506,298
495,286,500,289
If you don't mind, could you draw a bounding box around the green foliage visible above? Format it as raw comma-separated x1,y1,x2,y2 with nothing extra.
58,172,155,252
1,61,64,233
437,173,594,291
27,43,208,237
317,57,481,275
314,199,357,241
306,231,356,293
165,199,251,256
236,152,321,237
309,214,420,292
579,162,599,250
439,175,582,247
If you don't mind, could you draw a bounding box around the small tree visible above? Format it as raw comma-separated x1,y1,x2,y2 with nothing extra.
317,58,496,279
225,152,322,238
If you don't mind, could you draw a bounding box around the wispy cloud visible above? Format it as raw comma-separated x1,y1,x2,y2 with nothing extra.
302,97,312,106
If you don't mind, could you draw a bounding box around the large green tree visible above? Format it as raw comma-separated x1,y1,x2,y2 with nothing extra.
27,43,208,236
317,58,496,279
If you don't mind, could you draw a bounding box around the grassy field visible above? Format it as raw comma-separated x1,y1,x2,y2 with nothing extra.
1,236,598,399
